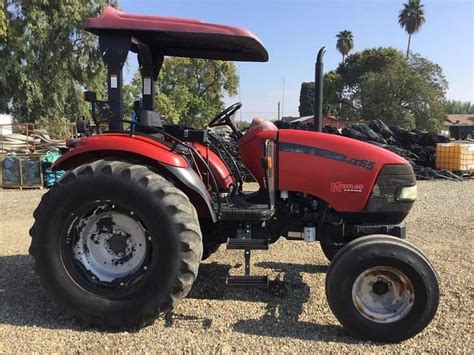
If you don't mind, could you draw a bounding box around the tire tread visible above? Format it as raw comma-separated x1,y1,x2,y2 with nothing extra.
29,159,202,328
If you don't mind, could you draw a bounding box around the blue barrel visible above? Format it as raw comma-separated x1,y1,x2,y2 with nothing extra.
2,155,21,187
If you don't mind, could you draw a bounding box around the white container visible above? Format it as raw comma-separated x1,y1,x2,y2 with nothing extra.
304,225,316,242
0,114,13,135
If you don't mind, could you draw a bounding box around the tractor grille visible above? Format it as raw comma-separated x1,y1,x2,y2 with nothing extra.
363,164,416,223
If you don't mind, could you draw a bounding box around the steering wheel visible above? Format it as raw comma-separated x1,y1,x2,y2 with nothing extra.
208,102,242,137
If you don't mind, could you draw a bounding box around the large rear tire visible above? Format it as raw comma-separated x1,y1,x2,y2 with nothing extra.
325,235,439,342
29,160,202,328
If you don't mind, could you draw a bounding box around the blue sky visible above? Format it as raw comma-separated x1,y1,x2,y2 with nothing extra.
120,0,473,122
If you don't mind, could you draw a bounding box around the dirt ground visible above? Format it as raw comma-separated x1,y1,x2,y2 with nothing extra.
0,180,473,353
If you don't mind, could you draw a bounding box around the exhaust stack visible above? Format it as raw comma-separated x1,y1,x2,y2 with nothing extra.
314,47,326,132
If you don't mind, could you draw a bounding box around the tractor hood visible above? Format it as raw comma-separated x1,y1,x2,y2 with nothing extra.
85,6,268,62
277,129,412,213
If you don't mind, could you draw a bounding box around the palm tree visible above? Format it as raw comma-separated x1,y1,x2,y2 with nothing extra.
336,30,354,62
398,0,426,58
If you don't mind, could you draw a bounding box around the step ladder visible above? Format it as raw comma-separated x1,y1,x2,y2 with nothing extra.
226,238,269,288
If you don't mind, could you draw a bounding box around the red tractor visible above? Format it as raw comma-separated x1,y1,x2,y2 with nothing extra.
30,6,439,342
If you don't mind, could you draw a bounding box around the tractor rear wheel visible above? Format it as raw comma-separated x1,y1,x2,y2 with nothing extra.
29,160,202,328
325,235,439,342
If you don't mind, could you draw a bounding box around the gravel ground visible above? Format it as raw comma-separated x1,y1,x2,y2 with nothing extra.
0,180,473,353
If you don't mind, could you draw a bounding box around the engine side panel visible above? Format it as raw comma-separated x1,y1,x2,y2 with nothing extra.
278,130,408,212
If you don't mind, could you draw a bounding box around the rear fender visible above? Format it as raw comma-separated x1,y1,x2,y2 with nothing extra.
53,133,189,170
53,134,216,222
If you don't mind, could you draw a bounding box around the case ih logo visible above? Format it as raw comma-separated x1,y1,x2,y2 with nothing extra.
330,182,364,193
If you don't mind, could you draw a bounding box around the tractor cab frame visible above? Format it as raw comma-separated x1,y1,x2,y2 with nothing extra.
85,5,268,131
74,6,275,225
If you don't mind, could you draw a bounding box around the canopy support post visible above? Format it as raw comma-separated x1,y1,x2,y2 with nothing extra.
137,43,164,111
99,34,130,131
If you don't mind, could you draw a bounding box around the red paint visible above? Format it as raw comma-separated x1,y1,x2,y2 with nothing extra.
277,130,408,212
238,119,278,187
84,6,268,62
86,6,260,39
53,133,189,170
192,142,234,191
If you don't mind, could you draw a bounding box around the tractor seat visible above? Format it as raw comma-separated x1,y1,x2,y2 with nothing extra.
136,110,164,138
139,110,162,128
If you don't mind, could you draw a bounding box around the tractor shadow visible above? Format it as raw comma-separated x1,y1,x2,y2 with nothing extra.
189,261,364,343
189,261,327,301
0,254,214,332
0,254,81,330
0,255,366,343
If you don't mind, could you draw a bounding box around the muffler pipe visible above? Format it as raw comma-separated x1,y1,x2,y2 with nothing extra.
314,47,326,132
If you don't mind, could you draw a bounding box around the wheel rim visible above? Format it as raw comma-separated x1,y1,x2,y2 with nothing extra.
69,204,150,286
352,266,415,323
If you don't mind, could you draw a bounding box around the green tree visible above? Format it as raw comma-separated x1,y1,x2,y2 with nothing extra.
0,0,112,127
128,58,239,127
445,100,474,114
122,71,142,119
337,47,406,88
298,82,314,116
336,30,354,62
399,0,426,58
358,60,446,130
298,48,448,131
0,1,6,40
298,72,345,117
354,52,447,130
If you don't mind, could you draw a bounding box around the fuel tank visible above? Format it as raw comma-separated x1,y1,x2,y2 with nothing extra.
277,130,410,212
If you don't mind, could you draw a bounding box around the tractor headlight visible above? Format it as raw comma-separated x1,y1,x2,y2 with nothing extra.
397,185,417,202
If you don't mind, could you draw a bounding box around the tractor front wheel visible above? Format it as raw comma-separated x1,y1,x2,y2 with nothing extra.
29,160,202,328
325,235,439,342
319,236,344,261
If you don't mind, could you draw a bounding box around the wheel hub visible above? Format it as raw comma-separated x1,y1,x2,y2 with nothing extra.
372,280,389,295
106,233,129,255
352,266,414,323
71,206,149,284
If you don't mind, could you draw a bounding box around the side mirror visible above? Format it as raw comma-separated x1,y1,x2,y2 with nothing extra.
82,91,97,102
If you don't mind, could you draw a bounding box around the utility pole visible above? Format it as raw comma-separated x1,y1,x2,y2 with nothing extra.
282,77,285,120
238,65,243,122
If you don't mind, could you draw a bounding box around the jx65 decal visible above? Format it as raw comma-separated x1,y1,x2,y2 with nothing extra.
279,142,376,171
